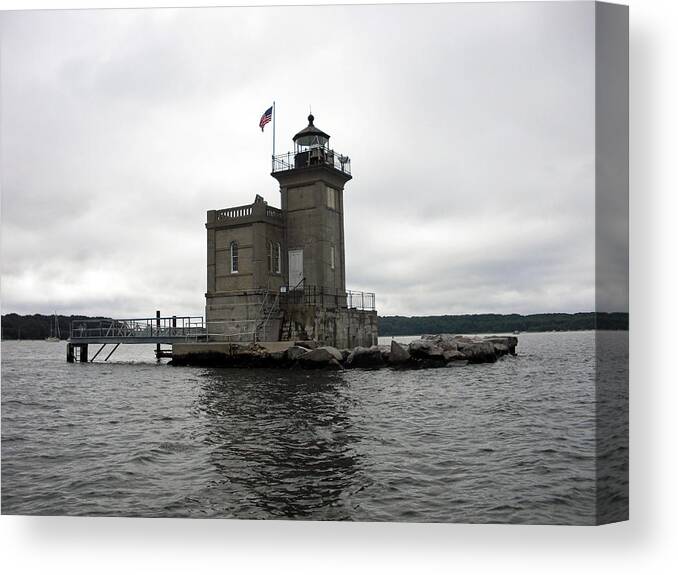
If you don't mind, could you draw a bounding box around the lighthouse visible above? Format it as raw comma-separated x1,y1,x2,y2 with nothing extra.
205,113,377,347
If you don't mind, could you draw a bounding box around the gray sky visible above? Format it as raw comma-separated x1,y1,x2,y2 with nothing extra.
1,2,598,318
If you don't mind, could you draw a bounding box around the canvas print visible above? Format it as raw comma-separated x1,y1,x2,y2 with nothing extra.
0,2,628,524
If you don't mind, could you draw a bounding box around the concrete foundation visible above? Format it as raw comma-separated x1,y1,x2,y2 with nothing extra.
173,340,295,357
283,305,377,348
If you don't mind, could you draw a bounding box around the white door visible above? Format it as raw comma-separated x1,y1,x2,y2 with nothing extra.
288,249,304,289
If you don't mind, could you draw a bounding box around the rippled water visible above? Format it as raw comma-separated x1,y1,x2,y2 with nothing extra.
1,331,627,524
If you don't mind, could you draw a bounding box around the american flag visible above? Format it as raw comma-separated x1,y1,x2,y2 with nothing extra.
259,106,273,131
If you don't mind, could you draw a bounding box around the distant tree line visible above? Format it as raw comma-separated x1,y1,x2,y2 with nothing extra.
1,314,112,340
377,312,629,336
1,311,629,340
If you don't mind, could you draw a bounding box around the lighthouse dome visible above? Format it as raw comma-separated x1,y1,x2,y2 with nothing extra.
293,114,330,150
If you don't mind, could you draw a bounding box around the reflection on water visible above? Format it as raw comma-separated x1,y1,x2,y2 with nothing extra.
198,370,362,519
1,331,628,523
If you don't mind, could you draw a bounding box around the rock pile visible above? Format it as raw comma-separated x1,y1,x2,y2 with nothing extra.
170,334,517,369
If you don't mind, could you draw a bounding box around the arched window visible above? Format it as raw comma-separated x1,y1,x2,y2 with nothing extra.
230,241,239,273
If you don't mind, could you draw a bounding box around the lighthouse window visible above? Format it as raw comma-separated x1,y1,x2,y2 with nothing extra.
330,245,335,270
230,241,239,273
326,186,337,210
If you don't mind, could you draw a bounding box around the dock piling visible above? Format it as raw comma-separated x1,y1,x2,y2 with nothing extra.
156,310,161,362
67,343,88,362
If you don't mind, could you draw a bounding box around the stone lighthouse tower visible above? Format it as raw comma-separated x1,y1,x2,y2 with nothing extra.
204,113,377,347
272,114,351,297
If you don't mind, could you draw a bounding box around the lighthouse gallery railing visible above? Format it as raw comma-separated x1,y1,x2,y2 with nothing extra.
272,149,351,176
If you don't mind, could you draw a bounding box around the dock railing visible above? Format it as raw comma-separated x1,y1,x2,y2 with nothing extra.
69,316,206,344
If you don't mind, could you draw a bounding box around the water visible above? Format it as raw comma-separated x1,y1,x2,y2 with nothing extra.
1,331,628,524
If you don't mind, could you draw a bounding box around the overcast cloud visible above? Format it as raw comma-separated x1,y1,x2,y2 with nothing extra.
1,3,597,317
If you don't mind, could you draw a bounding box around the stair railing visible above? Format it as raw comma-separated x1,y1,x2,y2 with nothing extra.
254,288,281,342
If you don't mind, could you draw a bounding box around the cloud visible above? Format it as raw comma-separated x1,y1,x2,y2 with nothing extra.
1,3,596,317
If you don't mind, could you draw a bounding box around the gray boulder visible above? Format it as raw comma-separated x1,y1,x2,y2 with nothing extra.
455,340,497,363
443,349,467,362
422,334,459,351
327,358,344,370
377,345,391,362
294,340,319,350
287,345,310,361
439,341,458,352
319,346,343,362
269,350,287,362
346,345,384,368
389,340,411,364
409,340,445,359
299,346,343,366
483,336,518,355
492,343,510,356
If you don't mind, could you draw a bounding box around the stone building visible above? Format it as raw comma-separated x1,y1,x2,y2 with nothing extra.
205,114,378,348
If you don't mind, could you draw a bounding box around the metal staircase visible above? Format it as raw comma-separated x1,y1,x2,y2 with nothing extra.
279,318,292,341
278,317,310,342
277,277,306,341
254,289,281,342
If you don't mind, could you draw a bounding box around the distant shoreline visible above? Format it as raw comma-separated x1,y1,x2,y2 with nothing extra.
1,311,628,341
1,314,112,341
378,312,628,337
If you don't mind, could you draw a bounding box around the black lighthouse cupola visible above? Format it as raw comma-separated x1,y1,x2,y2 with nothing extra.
270,113,351,175
293,114,330,153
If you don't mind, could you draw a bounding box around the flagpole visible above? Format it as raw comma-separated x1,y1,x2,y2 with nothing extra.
272,101,276,161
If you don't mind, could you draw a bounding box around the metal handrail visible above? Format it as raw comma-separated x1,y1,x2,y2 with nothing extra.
255,289,281,342
347,290,376,311
271,148,351,175
290,276,306,291
279,284,375,311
